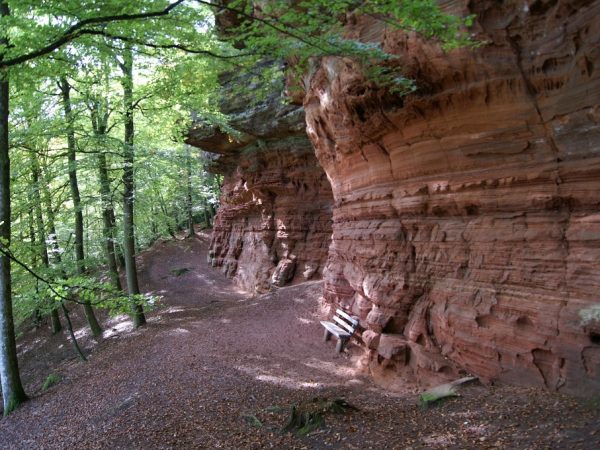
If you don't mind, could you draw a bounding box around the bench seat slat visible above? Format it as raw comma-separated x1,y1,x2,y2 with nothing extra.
333,315,356,333
336,309,358,326
320,321,351,338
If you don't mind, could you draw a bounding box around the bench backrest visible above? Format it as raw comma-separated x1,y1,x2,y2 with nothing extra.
333,309,359,334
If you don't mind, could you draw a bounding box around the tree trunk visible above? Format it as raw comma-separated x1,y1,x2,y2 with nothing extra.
27,210,43,328
150,206,158,241
98,153,122,291
158,192,177,238
203,207,210,228
119,47,145,327
30,150,62,333
59,77,102,337
0,0,28,414
91,98,123,292
60,302,86,362
186,147,195,238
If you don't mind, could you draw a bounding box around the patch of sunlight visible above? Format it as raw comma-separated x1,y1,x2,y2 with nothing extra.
422,433,456,447
303,358,359,378
579,304,600,325
18,337,48,355
220,318,232,324
106,314,129,327
236,365,326,389
194,273,215,284
164,306,186,314
169,327,190,335
320,89,331,107
297,317,313,325
450,411,477,418
255,374,324,389
74,326,91,340
103,320,134,338
463,423,489,437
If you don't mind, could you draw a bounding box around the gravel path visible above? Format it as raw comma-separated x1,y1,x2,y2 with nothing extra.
1,234,599,449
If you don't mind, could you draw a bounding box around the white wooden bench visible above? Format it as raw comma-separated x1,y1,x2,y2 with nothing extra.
320,309,359,353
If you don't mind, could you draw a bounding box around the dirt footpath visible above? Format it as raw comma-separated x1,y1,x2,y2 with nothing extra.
1,235,599,449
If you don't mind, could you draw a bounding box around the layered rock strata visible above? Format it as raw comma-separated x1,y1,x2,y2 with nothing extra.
303,0,600,393
188,67,332,293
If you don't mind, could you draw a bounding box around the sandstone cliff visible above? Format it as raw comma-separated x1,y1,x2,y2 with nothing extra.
190,0,600,394
188,66,332,293
303,0,600,393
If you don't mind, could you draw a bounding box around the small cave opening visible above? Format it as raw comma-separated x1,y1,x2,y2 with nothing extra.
355,104,367,122
589,332,600,345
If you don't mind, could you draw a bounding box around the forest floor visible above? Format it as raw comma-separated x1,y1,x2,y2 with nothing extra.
1,232,600,449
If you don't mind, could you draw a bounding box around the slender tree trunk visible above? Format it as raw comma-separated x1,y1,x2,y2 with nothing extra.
59,77,102,337
185,147,195,238
91,94,122,291
119,47,145,327
98,153,122,291
60,302,86,362
49,298,62,334
27,210,43,328
203,208,210,228
203,198,215,227
150,206,158,241
30,151,62,333
115,241,126,271
0,0,28,414
41,163,60,262
158,192,177,238
39,165,88,360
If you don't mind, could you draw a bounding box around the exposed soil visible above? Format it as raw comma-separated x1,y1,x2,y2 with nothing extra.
1,232,599,449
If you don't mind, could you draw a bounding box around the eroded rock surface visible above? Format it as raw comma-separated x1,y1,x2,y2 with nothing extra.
188,65,332,293
303,0,600,393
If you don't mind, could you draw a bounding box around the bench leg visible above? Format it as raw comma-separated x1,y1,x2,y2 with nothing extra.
323,329,331,342
336,338,345,353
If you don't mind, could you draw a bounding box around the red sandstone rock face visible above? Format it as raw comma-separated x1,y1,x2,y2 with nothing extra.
188,65,333,293
207,137,332,293
304,0,600,393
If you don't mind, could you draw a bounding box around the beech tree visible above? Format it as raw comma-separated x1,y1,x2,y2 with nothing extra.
59,77,103,337
117,46,146,327
0,0,209,416
0,0,28,417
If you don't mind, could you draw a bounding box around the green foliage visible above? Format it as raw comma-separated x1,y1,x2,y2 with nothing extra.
419,387,458,408
170,267,191,277
419,376,477,408
243,414,263,428
42,373,61,391
584,396,600,410
223,0,477,93
283,397,357,436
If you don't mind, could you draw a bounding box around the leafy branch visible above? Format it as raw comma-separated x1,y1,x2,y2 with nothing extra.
1,0,186,67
